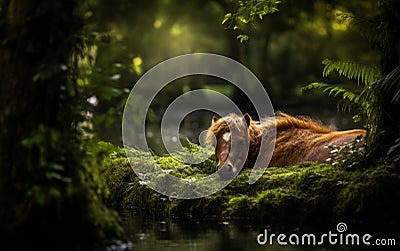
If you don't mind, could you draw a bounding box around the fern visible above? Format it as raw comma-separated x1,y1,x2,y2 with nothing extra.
322,59,381,85
360,66,400,107
339,14,388,49
387,137,400,163
303,59,383,124
381,66,400,103
302,82,357,102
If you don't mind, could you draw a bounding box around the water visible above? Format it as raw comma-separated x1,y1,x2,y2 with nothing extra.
117,211,376,251
122,212,297,251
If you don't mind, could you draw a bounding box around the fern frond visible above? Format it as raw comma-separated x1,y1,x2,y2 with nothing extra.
322,59,381,85
387,137,400,163
339,14,388,48
302,82,329,92
372,66,400,103
302,82,357,102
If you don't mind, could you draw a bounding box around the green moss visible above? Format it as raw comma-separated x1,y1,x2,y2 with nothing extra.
101,142,400,229
224,194,254,217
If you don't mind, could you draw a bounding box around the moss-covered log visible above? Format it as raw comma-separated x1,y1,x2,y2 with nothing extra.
102,142,400,231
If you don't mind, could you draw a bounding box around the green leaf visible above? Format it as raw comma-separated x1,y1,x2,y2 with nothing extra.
27,185,46,206
303,82,356,103
353,115,361,123
302,82,329,92
322,59,381,84
380,66,400,103
238,16,249,24
49,163,64,171
97,86,121,100
237,34,249,42
49,187,62,199
222,13,232,25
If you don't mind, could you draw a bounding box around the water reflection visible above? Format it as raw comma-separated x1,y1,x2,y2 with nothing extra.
120,211,368,251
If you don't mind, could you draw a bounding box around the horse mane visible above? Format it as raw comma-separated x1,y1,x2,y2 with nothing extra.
207,112,333,145
273,112,334,133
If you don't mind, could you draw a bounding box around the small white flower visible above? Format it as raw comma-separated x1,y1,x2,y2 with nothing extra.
60,64,68,71
330,149,339,154
86,96,98,106
110,74,121,80
184,177,197,183
139,180,150,185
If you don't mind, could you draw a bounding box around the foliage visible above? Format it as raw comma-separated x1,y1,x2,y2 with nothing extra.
324,135,365,169
302,59,381,122
360,66,400,160
102,142,400,229
339,11,388,54
302,82,357,103
77,0,234,144
0,1,123,249
303,7,399,161
321,59,381,85
300,1,400,163
222,0,281,41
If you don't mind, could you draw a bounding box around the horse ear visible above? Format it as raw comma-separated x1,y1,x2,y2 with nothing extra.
212,115,219,124
244,113,252,127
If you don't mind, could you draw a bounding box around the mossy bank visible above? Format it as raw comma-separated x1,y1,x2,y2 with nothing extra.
99,142,400,231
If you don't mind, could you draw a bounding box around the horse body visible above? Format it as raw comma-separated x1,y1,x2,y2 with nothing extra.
271,127,366,167
206,112,367,176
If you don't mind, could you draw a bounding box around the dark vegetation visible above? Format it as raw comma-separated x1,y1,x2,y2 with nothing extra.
0,0,399,249
0,1,122,249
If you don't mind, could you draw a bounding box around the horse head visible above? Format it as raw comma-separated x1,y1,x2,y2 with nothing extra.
206,113,253,179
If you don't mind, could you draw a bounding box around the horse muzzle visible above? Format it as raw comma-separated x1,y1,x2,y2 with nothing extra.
217,163,236,180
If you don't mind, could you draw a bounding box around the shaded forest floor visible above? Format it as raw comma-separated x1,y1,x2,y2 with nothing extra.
100,142,400,232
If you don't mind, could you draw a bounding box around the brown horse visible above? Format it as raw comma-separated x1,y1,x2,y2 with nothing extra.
206,112,366,177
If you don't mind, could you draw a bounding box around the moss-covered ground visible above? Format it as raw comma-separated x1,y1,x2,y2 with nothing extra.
99,142,400,231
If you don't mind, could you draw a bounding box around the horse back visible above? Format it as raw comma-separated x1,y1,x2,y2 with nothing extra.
304,129,367,164
270,128,367,167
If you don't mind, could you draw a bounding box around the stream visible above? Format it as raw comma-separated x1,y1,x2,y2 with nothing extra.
107,210,375,251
